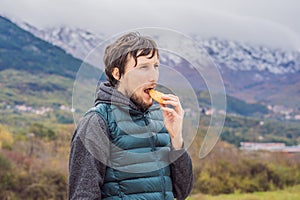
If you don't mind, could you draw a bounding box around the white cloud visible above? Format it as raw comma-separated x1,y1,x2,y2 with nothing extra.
1,0,300,50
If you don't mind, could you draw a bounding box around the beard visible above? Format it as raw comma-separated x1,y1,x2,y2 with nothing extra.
129,91,153,112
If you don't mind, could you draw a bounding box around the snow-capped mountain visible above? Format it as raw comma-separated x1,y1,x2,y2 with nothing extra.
16,20,105,67
14,18,300,110
199,37,300,74
16,18,300,76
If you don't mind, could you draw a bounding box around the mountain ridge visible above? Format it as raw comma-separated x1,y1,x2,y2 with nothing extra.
14,17,300,75
0,16,84,78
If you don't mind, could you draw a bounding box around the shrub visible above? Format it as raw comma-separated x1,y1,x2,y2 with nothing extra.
28,123,57,140
0,125,14,149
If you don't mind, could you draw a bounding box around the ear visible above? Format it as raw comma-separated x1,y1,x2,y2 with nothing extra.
112,67,120,80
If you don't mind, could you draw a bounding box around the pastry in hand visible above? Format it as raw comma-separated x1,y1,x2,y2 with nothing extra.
149,89,164,104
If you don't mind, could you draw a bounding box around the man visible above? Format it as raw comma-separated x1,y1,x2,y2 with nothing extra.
68,32,193,200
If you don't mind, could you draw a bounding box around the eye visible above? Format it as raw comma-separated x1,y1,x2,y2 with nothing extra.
154,64,159,68
140,65,148,69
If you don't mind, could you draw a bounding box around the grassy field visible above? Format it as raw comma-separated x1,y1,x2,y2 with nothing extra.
187,185,300,200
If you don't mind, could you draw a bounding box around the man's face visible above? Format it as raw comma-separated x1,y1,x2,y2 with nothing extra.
117,52,159,111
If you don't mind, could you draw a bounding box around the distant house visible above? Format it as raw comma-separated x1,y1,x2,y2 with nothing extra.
281,146,300,153
240,142,300,153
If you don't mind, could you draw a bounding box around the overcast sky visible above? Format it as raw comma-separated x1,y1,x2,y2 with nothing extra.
1,0,300,50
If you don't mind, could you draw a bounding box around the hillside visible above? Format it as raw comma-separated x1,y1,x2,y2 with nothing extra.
0,16,101,105
0,16,100,128
0,16,83,78
197,90,268,117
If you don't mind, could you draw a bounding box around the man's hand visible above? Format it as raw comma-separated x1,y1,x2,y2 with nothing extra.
160,94,184,150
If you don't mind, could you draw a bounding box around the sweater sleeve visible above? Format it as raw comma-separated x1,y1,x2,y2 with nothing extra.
68,113,110,200
169,148,194,200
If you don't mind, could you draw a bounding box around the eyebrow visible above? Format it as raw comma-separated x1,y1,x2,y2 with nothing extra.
137,61,160,66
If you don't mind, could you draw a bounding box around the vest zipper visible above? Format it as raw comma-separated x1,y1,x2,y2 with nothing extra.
143,112,166,200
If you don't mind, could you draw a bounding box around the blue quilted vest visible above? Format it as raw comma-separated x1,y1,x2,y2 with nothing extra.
87,103,174,200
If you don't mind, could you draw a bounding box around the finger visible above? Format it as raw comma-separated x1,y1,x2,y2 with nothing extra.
162,99,183,114
161,100,182,114
161,106,177,117
161,95,181,106
162,100,179,107
161,94,179,103
161,94,178,101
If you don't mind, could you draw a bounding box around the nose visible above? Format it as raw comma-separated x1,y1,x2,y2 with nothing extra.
148,66,159,82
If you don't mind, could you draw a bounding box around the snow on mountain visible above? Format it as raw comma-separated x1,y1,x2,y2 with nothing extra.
16,20,104,67
199,37,300,74
16,18,300,76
